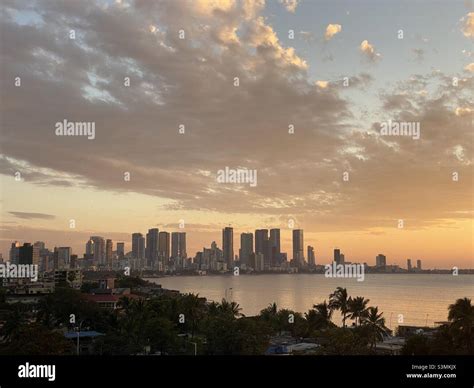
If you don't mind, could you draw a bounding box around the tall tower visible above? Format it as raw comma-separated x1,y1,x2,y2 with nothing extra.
132,233,145,267
222,227,234,269
90,236,106,265
292,229,304,266
171,232,187,259
307,246,315,267
158,232,170,263
146,228,159,267
269,229,281,266
106,239,113,268
334,248,341,265
116,242,125,260
239,233,253,266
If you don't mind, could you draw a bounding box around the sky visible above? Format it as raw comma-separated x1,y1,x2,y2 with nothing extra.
0,0,473,268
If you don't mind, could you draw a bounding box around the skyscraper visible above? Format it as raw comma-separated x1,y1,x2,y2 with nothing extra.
269,228,281,266
407,259,412,272
334,248,341,265
106,239,113,268
239,233,253,266
132,233,145,266
56,247,71,268
254,229,268,256
146,228,159,267
417,259,422,270
171,232,187,259
116,242,125,259
158,232,170,263
307,246,315,267
90,236,106,265
222,227,234,269
85,239,94,256
19,243,33,265
9,241,20,264
292,229,304,266
376,254,386,267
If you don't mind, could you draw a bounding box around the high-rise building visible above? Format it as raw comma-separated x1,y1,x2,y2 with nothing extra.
85,239,94,256
146,228,159,267
292,229,304,266
33,241,45,251
255,252,265,272
407,259,412,272
222,227,234,269
132,233,145,265
239,233,253,266
32,242,42,266
340,253,345,264
9,241,20,264
334,248,341,265
19,243,33,265
269,229,281,266
416,259,422,270
56,247,72,267
307,246,315,267
116,242,125,259
254,229,268,256
90,236,106,265
106,239,113,268
171,232,187,259
158,232,170,263
376,254,386,267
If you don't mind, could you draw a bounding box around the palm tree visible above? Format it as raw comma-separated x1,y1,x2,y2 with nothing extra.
448,297,474,353
181,293,206,338
306,301,334,330
348,296,369,326
219,299,243,318
361,306,391,348
329,287,350,328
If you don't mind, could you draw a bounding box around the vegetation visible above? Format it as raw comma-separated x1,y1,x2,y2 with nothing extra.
401,297,474,355
0,284,471,355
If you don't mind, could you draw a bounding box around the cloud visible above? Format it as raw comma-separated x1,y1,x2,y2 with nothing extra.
464,62,474,72
461,12,474,38
0,0,472,245
360,40,381,61
315,80,329,88
455,107,472,117
412,48,424,62
8,212,56,220
324,24,342,40
279,0,299,13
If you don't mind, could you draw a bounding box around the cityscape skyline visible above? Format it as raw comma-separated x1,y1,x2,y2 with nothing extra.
4,224,472,271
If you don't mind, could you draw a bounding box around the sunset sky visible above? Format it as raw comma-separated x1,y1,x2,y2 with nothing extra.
0,0,473,268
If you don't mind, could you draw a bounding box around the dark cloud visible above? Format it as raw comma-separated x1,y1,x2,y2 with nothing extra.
8,211,55,220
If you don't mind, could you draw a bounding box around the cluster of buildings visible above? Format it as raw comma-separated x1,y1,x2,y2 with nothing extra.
4,227,425,276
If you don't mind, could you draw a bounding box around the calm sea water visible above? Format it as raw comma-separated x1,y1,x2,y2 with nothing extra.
149,274,474,329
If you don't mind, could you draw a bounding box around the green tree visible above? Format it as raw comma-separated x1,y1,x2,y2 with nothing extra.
448,297,474,353
305,300,334,331
329,287,350,328
348,296,369,326
361,306,391,348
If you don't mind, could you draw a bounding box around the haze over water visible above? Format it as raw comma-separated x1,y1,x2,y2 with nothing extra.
151,274,474,329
